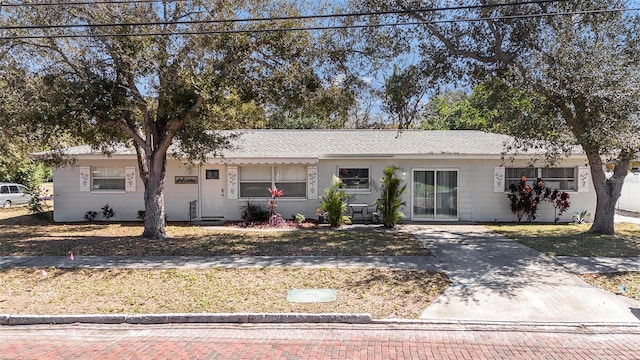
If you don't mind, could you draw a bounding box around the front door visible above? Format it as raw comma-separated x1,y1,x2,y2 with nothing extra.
412,169,458,220
200,165,225,219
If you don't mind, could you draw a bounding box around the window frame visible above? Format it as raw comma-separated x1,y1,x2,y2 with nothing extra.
337,166,372,192
91,167,126,192
238,165,307,199
505,167,577,192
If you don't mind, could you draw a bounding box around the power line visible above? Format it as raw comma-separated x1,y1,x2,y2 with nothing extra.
0,0,191,6
1,0,569,31
1,6,637,40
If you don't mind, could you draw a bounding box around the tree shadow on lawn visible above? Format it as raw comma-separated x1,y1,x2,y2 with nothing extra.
410,226,585,305
488,223,640,257
0,229,430,257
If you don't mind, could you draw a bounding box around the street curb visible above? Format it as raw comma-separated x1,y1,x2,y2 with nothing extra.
372,319,640,328
0,313,372,326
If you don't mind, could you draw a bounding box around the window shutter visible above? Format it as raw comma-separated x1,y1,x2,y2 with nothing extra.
577,166,590,192
125,166,136,192
79,167,91,192
493,167,505,192
307,166,318,199
227,166,238,199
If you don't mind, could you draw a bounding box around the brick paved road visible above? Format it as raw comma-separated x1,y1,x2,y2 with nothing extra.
1,323,639,359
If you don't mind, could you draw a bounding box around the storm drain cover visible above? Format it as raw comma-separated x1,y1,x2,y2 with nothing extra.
286,289,336,303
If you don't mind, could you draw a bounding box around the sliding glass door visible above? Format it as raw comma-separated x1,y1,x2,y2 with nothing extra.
412,170,458,220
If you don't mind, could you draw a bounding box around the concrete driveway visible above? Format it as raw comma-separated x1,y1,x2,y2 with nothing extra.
405,225,640,323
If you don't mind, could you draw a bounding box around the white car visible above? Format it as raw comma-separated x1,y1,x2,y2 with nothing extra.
0,183,30,208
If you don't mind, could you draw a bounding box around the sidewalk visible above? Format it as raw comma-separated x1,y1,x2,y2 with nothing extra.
0,255,440,270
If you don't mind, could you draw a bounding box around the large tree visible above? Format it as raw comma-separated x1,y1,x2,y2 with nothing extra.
354,0,640,234
2,0,340,238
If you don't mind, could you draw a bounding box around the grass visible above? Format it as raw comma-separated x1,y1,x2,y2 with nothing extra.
487,223,640,257
580,272,640,302
0,207,430,257
0,206,445,319
0,268,450,318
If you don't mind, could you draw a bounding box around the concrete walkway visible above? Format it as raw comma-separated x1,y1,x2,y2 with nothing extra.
407,225,640,323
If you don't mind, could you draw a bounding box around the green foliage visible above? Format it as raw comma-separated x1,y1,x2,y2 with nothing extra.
376,166,407,228
101,204,115,221
383,65,431,128
84,211,98,222
507,176,571,222
292,213,306,224
26,187,53,221
2,1,355,239
319,175,351,227
355,0,640,234
241,200,269,223
573,210,591,224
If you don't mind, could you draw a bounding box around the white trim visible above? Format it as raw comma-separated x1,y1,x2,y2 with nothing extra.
493,167,505,193
125,166,136,192
227,166,238,200
307,166,318,199
410,168,459,221
578,166,590,192
337,165,372,193
79,167,90,192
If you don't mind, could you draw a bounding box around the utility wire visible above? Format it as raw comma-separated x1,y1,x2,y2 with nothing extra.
0,0,191,6
1,6,637,39
1,0,570,30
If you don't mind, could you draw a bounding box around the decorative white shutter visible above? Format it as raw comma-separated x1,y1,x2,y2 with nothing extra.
307,166,318,199
227,166,238,200
79,167,91,192
577,166,590,192
125,166,136,192
493,167,505,192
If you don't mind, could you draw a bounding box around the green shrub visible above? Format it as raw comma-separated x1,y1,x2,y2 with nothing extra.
101,204,115,221
241,200,269,222
319,175,351,227
376,165,407,228
84,211,98,221
292,213,306,224
26,187,52,221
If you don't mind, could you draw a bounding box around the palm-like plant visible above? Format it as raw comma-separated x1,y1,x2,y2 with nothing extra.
319,175,351,227
376,166,407,228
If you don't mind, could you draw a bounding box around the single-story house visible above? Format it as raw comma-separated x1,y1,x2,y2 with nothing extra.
48,129,595,223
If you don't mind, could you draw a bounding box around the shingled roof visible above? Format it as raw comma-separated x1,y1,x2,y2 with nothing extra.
43,129,582,159
223,129,513,158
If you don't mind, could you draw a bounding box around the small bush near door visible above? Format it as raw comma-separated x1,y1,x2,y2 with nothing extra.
319,175,351,227
376,165,407,228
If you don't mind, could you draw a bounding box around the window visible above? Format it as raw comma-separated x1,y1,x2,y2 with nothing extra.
205,169,220,180
92,167,125,191
338,167,370,190
239,166,307,198
505,167,576,191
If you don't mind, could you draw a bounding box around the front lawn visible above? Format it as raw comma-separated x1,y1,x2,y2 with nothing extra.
0,267,450,319
487,223,640,257
0,207,429,257
580,272,640,302
0,206,445,319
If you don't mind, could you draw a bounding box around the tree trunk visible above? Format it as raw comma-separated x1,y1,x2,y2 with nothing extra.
142,155,167,239
587,157,629,235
